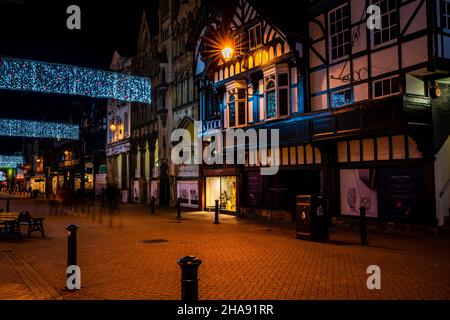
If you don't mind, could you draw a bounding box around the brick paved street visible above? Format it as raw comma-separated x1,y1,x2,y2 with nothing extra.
1,199,450,300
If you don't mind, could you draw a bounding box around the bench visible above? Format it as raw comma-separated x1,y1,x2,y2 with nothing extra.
0,219,21,241
17,211,45,238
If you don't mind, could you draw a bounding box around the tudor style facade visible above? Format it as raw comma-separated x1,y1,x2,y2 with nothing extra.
193,0,450,225
194,0,315,219
305,0,450,225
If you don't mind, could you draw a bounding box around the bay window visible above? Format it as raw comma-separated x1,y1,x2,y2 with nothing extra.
266,81,276,119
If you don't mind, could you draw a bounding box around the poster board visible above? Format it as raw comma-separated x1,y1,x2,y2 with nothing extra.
340,169,378,217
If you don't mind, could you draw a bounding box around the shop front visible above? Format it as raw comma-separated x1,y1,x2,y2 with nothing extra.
176,164,200,209
241,144,322,221
336,134,434,225
30,176,46,194
203,167,239,214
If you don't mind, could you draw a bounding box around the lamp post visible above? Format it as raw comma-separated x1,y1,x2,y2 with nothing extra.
221,47,234,61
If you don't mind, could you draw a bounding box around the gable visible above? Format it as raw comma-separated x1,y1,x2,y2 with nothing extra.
229,0,282,43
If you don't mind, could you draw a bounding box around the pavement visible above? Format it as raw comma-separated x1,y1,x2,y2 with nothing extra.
1,198,450,300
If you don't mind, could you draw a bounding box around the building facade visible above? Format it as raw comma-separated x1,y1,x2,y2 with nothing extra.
106,51,132,202
191,0,450,226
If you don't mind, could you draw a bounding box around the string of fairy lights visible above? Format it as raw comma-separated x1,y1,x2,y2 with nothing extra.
0,57,151,103
0,155,24,169
0,119,80,140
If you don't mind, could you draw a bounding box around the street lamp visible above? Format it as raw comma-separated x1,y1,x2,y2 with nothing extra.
221,47,234,61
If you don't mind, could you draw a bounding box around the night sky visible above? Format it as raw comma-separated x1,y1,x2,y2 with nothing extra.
0,0,151,153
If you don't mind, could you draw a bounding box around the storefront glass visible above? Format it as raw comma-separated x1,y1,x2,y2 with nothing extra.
206,176,237,212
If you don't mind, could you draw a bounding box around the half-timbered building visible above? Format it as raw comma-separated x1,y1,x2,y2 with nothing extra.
193,0,450,226
306,0,450,226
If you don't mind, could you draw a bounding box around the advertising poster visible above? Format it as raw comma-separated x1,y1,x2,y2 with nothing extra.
177,181,198,208
246,172,262,207
340,169,378,217
379,167,424,222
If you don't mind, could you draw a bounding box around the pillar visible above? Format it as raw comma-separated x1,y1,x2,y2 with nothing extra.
139,146,148,204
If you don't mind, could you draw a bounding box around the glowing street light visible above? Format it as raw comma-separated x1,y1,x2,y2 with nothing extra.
221,47,234,61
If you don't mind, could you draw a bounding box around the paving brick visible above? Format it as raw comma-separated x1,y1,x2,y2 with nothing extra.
0,200,450,300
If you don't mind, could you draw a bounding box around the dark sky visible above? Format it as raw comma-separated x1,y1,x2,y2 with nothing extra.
0,0,151,154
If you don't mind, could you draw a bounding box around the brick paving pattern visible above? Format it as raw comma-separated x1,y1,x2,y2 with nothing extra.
1,199,450,300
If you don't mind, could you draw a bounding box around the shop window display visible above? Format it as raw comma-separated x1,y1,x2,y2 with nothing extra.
206,176,237,212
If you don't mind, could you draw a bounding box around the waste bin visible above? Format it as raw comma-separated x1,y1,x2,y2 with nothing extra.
296,194,329,241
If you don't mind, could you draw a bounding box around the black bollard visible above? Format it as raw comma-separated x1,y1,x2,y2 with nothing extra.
177,198,181,219
359,206,368,246
177,256,202,301
151,197,155,214
6,197,10,212
214,199,220,224
66,224,78,268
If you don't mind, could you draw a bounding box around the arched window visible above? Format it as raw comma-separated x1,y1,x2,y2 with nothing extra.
266,80,276,119
229,94,236,127
161,69,166,84
183,78,188,104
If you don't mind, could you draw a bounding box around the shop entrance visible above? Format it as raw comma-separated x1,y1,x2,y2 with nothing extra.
205,176,237,212
244,169,321,218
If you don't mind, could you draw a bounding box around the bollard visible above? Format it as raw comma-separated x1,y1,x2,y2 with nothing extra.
359,206,368,246
6,197,10,212
177,198,181,219
66,224,78,271
214,199,220,224
151,197,155,214
177,256,202,301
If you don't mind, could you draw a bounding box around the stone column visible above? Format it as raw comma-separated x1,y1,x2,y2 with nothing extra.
121,152,128,202
129,147,138,203
139,146,148,204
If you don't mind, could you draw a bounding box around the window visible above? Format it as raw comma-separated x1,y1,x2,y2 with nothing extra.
442,0,450,29
183,79,188,105
177,82,182,106
332,88,352,107
278,74,289,116
372,0,397,46
252,86,260,123
237,89,246,125
229,94,236,127
234,33,248,56
123,112,128,137
329,4,351,61
249,24,262,49
266,81,277,119
373,76,400,98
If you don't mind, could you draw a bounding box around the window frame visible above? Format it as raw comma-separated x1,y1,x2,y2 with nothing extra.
248,24,262,50
228,89,247,128
265,79,277,120
228,94,237,128
328,3,351,63
441,0,450,30
331,87,353,108
373,76,401,99
370,0,398,49
234,33,247,56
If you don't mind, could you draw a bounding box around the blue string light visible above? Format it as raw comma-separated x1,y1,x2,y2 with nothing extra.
0,119,79,140
0,57,151,103
0,155,24,169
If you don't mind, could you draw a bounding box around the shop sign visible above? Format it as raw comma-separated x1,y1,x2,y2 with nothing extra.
379,167,424,222
106,142,130,156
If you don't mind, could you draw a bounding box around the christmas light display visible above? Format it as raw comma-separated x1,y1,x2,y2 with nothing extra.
0,57,151,103
0,155,24,169
0,119,79,140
